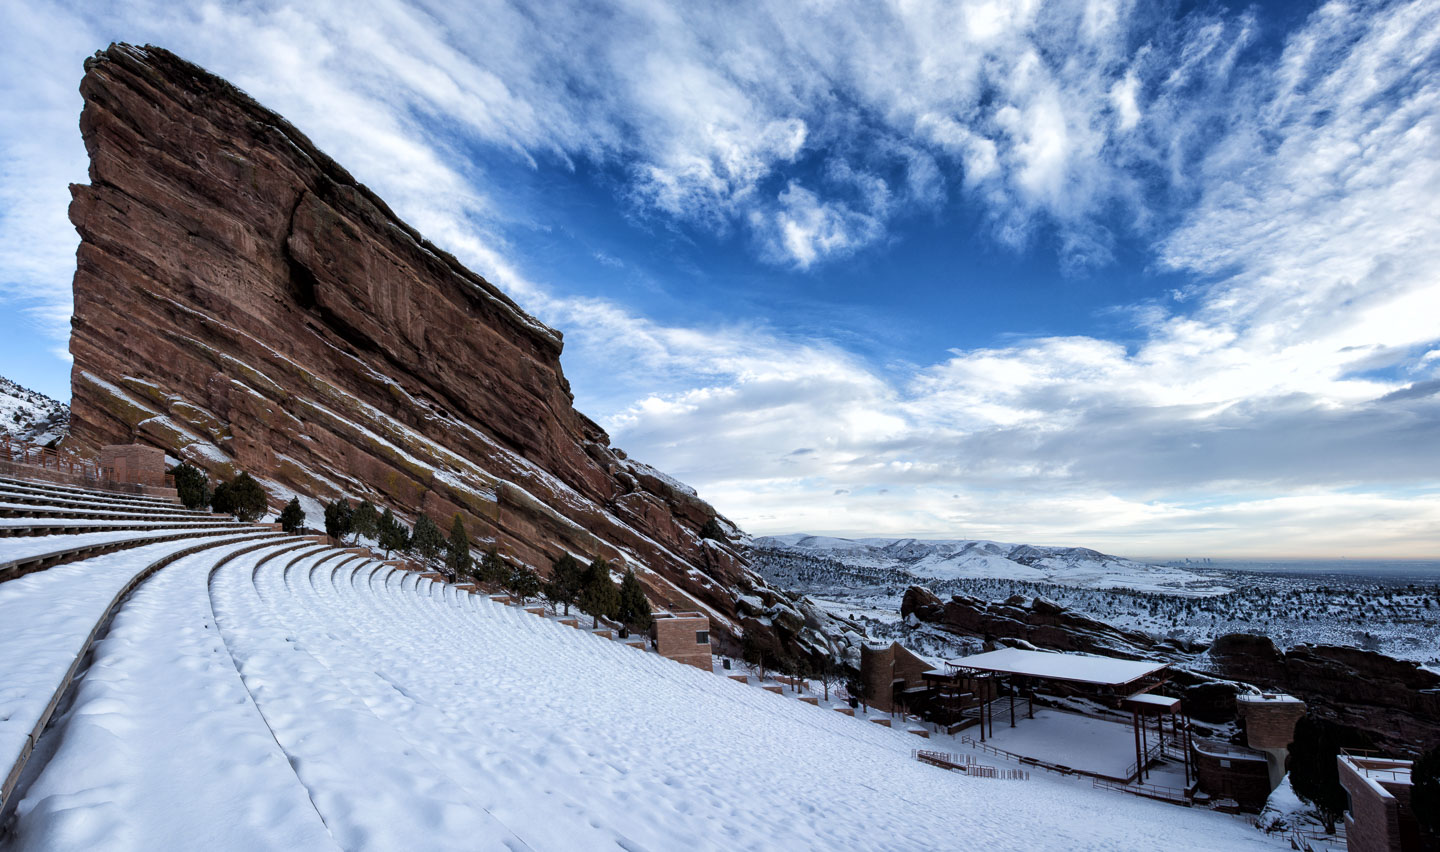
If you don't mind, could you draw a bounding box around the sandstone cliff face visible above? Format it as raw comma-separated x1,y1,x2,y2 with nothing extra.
66,43,748,635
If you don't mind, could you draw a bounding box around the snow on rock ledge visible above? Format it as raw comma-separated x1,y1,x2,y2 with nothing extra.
65,43,749,639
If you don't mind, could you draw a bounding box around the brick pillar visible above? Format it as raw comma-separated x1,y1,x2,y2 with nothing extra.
860,643,897,713
1238,693,1307,791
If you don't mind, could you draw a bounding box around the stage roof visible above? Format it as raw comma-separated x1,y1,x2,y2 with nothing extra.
1122,692,1182,712
946,648,1167,687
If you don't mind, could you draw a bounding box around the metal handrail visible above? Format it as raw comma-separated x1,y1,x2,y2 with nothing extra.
1125,740,1166,779
1092,777,1191,805
1340,747,1412,780
961,736,1079,778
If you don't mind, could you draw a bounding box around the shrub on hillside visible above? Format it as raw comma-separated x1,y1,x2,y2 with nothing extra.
742,629,780,681
211,472,267,522
699,517,726,541
507,564,542,605
171,462,211,510
1288,715,1348,833
617,567,653,632
351,499,379,544
476,547,506,585
222,472,268,522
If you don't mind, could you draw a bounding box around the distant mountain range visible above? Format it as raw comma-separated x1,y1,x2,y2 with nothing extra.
752,533,1225,594
0,375,68,445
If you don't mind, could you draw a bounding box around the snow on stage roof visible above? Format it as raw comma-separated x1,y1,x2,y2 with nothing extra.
948,647,1168,686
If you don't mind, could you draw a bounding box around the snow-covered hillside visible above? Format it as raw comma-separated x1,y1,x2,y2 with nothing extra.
0,376,67,445
755,533,1228,594
5,534,1276,850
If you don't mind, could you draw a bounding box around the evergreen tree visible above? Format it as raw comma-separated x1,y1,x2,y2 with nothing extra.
445,515,473,580
277,497,305,533
410,512,444,570
378,507,409,559
477,547,506,585
507,564,542,605
210,479,234,517
225,472,269,522
543,554,584,615
699,517,726,541
577,557,620,628
1289,715,1348,833
323,498,353,541
171,462,212,510
616,567,653,631
351,499,379,544
1414,745,1440,845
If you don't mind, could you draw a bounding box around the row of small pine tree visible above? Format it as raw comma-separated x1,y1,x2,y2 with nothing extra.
174,461,658,636
321,497,476,577
538,554,653,632
173,462,270,522
318,498,654,633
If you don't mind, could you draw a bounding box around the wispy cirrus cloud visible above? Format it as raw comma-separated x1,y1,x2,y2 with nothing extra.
1,0,1437,556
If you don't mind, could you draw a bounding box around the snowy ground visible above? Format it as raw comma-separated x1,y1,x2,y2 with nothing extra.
982,708,1145,778
0,532,268,786
5,540,1279,850
0,376,68,445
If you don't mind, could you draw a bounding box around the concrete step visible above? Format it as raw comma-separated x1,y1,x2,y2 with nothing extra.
0,488,217,517
0,503,228,523
1,524,282,583
0,519,244,538
0,475,179,507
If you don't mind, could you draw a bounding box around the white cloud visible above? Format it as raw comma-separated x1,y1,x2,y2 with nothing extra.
1,0,1437,556
756,182,886,269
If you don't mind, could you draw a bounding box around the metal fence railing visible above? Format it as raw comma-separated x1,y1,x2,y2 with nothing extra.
1340,748,1411,782
0,432,174,492
1092,777,1192,806
912,749,1028,781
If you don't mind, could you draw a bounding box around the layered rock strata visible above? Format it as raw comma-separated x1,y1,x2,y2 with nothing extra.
66,43,749,637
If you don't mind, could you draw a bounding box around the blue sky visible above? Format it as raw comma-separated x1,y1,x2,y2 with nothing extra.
2,0,1438,557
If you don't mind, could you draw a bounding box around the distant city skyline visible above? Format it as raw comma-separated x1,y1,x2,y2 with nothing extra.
1,0,1437,557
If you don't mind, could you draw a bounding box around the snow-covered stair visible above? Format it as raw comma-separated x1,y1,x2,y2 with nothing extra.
0,531,287,810
0,477,258,581
4,517,1277,850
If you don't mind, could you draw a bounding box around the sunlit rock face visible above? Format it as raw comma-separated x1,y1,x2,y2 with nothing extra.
66,43,750,636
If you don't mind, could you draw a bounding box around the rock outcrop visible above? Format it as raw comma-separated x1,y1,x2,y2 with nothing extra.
65,44,751,637
902,585,1440,754
1204,634,1440,756
900,586,1193,660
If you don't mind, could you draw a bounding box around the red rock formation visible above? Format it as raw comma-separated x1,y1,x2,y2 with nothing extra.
903,585,1440,753
66,43,748,635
